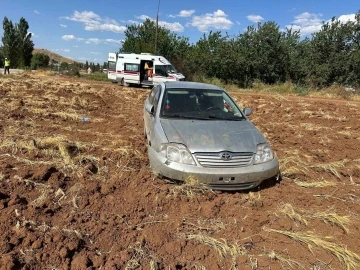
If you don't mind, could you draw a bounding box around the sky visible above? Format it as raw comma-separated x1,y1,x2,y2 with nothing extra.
0,0,358,64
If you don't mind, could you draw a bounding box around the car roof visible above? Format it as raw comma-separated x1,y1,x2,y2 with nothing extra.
163,81,223,91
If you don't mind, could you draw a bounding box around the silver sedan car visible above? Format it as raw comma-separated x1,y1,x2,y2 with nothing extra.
143,81,279,191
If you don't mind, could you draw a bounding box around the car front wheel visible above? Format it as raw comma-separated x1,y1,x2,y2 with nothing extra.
121,78,129,87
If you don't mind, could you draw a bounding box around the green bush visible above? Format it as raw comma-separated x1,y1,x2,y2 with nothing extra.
68,66,80,77
31,53,50,70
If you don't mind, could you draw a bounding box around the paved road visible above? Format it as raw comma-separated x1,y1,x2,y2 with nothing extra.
1,68,25,74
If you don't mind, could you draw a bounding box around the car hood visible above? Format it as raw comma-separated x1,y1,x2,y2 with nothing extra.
160,119,266,153
169,73,185,79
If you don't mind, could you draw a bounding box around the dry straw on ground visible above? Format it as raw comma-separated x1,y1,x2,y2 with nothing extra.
265,228,360,270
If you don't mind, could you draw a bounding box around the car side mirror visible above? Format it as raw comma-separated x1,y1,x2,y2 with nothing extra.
243,107,252,116
145,103,154,115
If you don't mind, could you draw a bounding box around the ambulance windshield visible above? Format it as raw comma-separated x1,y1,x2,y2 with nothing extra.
164,65,177,74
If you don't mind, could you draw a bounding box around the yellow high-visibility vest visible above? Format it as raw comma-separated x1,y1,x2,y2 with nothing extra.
4,60,10,67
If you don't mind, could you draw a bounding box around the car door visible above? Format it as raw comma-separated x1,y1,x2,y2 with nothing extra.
153,65,168,84
107,60,117,81
144,85,160,142
148,85,162,147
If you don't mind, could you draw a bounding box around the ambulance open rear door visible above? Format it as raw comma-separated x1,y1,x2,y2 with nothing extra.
108,53,117,81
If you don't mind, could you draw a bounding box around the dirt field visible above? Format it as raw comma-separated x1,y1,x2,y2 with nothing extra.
0,73,360,270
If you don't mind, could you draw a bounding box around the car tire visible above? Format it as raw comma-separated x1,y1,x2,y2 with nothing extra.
121,78,129,87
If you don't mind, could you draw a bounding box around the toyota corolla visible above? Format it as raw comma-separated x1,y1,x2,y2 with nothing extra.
143,81,279,191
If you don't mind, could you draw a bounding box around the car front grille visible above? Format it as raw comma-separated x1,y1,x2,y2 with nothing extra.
194,152,253,168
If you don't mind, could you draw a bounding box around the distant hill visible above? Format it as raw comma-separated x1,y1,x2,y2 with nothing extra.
33,48,79,64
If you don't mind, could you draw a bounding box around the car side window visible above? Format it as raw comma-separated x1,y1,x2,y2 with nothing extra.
148,86,158,105
155,66,167,77
124,63,139,72
153,86,162,113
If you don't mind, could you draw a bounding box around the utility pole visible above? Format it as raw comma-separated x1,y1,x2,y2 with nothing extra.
154,0,160,54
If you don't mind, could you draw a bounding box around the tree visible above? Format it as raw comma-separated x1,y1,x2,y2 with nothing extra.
2,17,18,67
121,19,189,61
309,17,355,87
185,31,228,80
60,62,69,71
30,53,50,70
252,21,289,84
49,59,59,70
0,46,4,67
2,16,34,68
85,60,89,70
347,10,360,87
17,17,34,67
121,19,158,54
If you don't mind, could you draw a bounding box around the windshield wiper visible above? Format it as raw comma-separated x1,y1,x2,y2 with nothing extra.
163,114,210,120
205,114,245,121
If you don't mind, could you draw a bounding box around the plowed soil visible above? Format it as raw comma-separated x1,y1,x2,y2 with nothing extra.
0,73,360,270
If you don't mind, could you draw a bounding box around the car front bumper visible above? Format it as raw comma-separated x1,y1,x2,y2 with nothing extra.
148,147,280,191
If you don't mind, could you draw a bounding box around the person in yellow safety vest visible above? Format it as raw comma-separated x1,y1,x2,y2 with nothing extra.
4,57,10,74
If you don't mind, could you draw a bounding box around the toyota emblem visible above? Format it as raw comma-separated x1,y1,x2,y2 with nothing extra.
220,152,232,160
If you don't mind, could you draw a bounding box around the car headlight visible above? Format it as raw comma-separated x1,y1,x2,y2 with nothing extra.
160,143,196,165
254,143,273,164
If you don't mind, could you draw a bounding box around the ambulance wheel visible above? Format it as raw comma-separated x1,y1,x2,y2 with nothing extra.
121,78,129,87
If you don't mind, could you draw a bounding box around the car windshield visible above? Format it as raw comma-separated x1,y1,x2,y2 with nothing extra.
164,65,177,74
160,88,245,120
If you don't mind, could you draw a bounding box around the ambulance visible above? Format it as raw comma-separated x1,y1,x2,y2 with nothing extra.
107,52,185,86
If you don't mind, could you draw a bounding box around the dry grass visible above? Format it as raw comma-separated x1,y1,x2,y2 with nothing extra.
125,242,158,270
338,130,355,137
0,153,53,166
31,187,52,207
28,107,49,116
51,111,80,121
294,178,337,188
306,211,351,233
55,183,84,209
181,218,226,232
247,192,263,207
267,250,303,269
168,176,211,197
308,85,357,100
309,159,348,178
279,203,351,232
300,123,329,131
179,233,246,258
14,216,84,240
280,155,351,180
265,229,360,270
0,133,99,177
189,263,206,270
279,203,308,225
279,155,308,177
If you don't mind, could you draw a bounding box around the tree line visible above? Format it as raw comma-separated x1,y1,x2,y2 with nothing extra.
84,61,108,72
2,12,359,87
121,11,360,88
0,17,105,71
